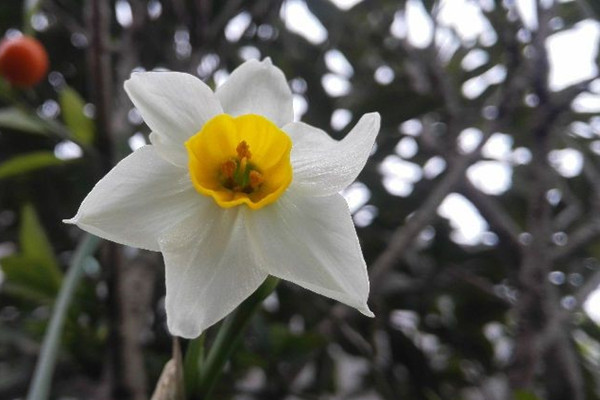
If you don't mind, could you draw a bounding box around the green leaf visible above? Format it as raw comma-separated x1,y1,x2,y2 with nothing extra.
59,86,95,146
1,205,63,301
0,107,49,135
0,256,59,300
0,152,66,180
20,203,62,284
27,234,102,400
23,1,44,36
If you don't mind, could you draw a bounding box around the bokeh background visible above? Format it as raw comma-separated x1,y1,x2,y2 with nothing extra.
2,0,600,399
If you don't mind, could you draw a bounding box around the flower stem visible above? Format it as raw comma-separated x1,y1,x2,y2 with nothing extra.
196,276,279,399
27,233,102,400
183,333,204,396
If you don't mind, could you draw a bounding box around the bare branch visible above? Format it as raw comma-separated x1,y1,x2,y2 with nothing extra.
552,216,600,261
459,180,522,250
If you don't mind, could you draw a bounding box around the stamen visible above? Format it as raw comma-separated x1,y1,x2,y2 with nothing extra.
185,113,293,209
219,141,263,193
249,170,264,189
221,159,236,179
236,141,252,160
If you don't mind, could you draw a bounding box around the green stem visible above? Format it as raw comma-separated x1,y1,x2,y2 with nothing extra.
26,233,102,400
183,334,204,396
196,276,279,399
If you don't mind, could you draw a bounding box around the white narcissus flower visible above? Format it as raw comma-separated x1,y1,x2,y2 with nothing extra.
66,59,380,339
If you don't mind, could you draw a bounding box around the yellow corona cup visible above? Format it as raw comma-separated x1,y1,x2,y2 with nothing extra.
185,114,292,209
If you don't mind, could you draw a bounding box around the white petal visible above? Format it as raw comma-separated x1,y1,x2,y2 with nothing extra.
216,59,293,127
124,72,223,165
285,113,380,196
65,146,201,251
247,189,373,316
149,132,188,167
159,204,268,338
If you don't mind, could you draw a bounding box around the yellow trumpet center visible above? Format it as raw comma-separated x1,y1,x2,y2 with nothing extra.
185,114,293,209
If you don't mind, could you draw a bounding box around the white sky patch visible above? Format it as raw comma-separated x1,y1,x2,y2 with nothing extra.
375,65,395,85
462,76,486,99
293,94,308,121
147,0,162,20
437,0,495,44
54,140,83,160
128,132,147,151
457,127,483,153
572,92,600,113
435,26,461,62
396,137,418,159
354,205,378,228
325,49,354,77
462,64,507,99
482,133,513,161
197,54,220,78
329,0,364,10
585,289,600,324
380,155,422,197
115,0,133,28
467,161,513,195
239,46,261,61
225,12,252,42
546,20,600,91
515,0,537,30
591,117,600,135
331,109,352,130
405,0,433,48
548,148,583,178
390,10,407,39
383,176,414,197
380,155,423,182
321,73,352,97
213,69,230,87
423,156,446,179
342,182,371,213
400,119,423,136
571,121,594,138
438,193,488,246
462,49,489,71
280,0,328,44
511,147,532,165
127,107,143,125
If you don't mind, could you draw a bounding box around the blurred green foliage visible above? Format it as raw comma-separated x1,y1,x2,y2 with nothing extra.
0,0,600,399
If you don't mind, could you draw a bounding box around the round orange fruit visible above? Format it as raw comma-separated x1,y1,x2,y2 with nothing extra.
0,35,49,88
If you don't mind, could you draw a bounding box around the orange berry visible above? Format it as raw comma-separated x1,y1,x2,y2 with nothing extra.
0,35,49,88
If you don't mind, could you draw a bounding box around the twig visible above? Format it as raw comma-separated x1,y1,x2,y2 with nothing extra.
552,216,600,261
445,266,511,305
87,2,133,399
508,5,584,398
368,127,495,291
